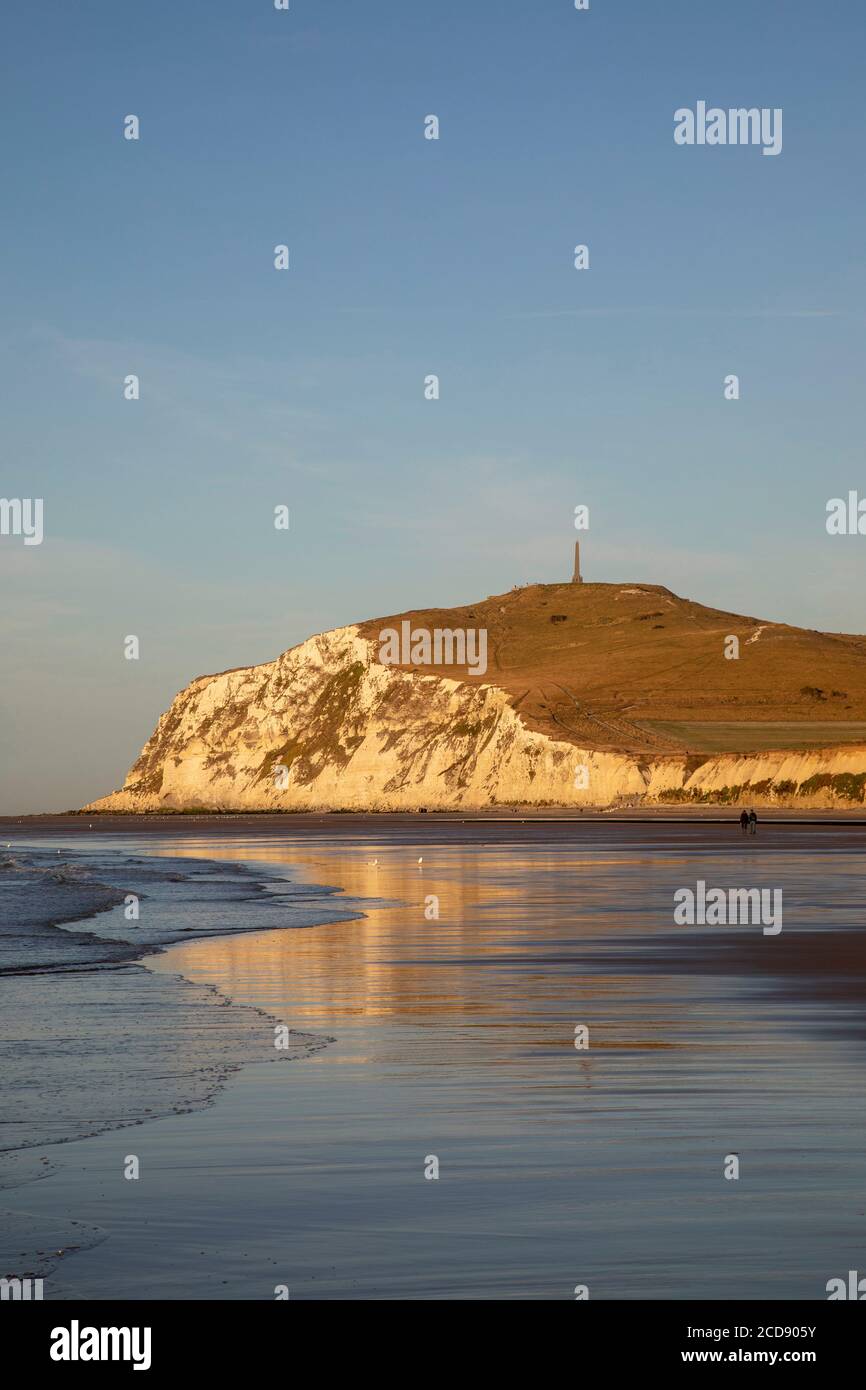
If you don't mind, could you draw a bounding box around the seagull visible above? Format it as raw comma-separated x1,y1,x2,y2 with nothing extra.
417,857,423,867
366,858,379,867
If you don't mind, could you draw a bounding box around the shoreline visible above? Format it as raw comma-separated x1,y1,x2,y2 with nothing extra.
4,808,866,833
4,826,865,1299
0,843,361,1284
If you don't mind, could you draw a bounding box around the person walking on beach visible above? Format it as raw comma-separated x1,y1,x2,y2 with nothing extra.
739,809,749,835
748,809,758,836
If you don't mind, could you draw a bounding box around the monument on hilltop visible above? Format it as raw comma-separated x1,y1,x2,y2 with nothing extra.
572,540,583,584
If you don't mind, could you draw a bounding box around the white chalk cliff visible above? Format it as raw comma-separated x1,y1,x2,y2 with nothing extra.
87,624,866,812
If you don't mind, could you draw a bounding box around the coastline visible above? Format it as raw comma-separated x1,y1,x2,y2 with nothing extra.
3,823,865,1299
0,842,371,1288
5,807,866,832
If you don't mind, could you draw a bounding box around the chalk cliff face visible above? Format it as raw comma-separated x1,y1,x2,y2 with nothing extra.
88,620,866,813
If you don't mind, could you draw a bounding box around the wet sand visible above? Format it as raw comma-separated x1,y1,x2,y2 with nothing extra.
2,821,865,1299
0,846,354,1284
4,809,866,835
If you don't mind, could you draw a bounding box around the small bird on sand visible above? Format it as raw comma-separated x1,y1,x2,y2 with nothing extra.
366,858,379,867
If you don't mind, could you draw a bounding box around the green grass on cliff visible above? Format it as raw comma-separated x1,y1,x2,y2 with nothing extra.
639,721,866,753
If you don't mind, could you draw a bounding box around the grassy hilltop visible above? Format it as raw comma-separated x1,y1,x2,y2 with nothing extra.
359,582,866,756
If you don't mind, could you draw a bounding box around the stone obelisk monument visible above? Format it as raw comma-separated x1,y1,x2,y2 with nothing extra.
572,540,583,583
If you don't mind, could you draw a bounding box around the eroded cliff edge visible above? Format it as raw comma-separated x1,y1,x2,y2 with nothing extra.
87,621,866,812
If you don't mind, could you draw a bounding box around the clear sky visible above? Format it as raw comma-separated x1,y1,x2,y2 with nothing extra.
2,0,864,812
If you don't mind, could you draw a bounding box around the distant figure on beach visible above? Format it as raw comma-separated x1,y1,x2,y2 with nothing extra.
739,810,749,835
748,809,758,836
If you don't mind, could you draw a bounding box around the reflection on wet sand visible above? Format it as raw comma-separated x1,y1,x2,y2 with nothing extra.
84,827,865,1298
148,841,698,1053
146,833,866,1076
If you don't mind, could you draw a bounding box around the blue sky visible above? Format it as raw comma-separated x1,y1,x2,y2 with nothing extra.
2,0,865,811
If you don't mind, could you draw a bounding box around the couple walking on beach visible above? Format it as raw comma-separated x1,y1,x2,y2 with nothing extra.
739,809,758,836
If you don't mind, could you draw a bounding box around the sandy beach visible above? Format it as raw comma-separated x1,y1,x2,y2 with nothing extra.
2,818,865,1299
